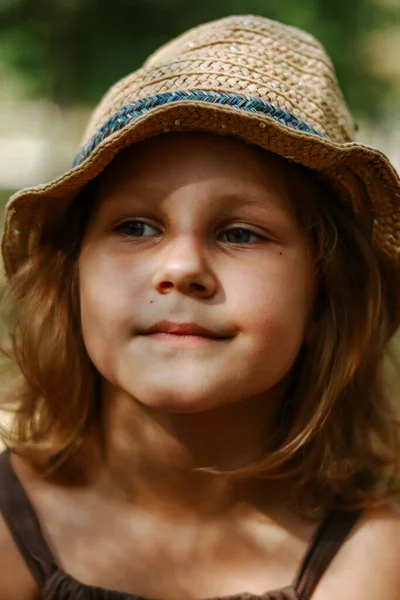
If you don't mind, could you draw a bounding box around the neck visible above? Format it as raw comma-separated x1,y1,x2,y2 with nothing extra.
87,380,288,517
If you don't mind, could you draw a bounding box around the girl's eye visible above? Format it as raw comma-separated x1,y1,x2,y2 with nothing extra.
219,228,263,244
116,221,159,238
115,221,263,244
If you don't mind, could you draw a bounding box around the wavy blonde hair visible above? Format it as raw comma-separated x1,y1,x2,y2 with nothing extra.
1,151,399,514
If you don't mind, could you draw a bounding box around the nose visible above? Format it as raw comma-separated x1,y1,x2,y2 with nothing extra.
152,235,217,298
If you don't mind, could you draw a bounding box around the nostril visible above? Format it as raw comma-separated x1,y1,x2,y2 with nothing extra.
191,283,206,291
159,281,173,290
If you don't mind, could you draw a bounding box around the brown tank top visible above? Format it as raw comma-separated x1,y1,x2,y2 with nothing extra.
0,451,361,600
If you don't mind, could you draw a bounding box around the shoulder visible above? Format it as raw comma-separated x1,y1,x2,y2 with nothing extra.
312,503,400,600
0,452,39,599
0,512,39,600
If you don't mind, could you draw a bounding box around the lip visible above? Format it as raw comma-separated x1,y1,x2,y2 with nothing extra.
141,320,228,338
143,332,223,347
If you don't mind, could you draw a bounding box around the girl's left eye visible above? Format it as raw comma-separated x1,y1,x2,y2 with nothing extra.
115,221,264,244
218,228,263,244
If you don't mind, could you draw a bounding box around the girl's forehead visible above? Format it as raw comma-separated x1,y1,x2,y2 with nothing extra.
95,132,299,209
101,132,290,176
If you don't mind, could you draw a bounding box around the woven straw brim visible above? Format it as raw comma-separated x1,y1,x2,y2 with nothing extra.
3,99,400,332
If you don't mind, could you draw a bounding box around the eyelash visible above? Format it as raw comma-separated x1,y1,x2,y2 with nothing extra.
114,219,266,244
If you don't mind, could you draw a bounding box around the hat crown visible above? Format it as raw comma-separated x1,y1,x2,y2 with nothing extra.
83,15,354,147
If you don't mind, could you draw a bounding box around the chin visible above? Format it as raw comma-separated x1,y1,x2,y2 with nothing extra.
129,384,236,415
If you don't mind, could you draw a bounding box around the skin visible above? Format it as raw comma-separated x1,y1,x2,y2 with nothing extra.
79,133,315,418
1,133,400,600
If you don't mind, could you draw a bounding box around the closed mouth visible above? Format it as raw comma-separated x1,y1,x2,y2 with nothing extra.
141,320,230,339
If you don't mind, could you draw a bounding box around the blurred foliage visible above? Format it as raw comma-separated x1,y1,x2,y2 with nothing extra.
0,0,399,118
0,190,15,205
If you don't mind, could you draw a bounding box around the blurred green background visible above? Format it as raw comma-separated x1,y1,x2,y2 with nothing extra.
0,0,399,201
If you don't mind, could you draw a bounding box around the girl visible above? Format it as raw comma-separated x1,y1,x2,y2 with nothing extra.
1,14,400,600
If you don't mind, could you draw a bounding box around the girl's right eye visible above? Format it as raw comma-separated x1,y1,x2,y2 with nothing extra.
116,220,159,238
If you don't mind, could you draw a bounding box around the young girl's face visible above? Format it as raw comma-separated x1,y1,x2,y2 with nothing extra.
79,133,315,413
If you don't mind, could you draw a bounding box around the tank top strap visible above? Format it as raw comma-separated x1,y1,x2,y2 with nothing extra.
0,450,57,587
293,508,362,600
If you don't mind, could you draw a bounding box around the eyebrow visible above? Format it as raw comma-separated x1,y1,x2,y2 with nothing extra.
212,192,293,218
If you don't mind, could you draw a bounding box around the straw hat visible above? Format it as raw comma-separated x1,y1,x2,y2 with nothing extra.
3,15,400,332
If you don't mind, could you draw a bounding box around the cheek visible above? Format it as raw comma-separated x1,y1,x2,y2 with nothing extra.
226,252,314,357
78,250,143,367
